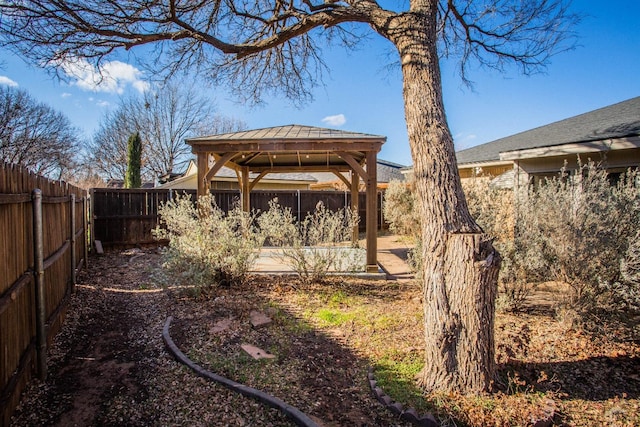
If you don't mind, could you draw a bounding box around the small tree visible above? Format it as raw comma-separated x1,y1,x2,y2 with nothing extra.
124,132,142,188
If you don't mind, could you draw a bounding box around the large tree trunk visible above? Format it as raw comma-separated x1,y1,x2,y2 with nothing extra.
382,2,500,393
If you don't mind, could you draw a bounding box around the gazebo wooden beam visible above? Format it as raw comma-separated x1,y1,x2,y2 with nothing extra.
337,152,367,181
240,166,250,212
197,152,209,198
247,165,352,173
205,152,237,182
330,170,351,188
350,171,360,243
212,152,242,171
249,171,269,191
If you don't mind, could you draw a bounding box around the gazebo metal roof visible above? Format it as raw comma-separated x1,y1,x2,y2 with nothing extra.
187,124,385,171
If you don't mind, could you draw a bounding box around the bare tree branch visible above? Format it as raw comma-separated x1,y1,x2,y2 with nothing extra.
0,85,81,179
87,81,247,181
440,0,580,83
0,0,378,102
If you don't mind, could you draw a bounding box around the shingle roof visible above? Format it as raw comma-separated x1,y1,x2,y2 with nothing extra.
376,160,406,183
456,96,640,165
306,159,407,184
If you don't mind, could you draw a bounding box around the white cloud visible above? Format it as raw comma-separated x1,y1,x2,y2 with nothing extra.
61,92,72,98
321,114,346,127
96,100,110,107
0,76,18,87
453,133,477,150
58,57,149,94
131,79,150,93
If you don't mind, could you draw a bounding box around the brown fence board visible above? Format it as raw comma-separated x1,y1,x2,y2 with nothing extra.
91,188,386,248
0,162,87,425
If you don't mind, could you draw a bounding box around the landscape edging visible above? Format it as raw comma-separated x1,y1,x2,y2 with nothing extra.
162,316,319,427
367,368,439,427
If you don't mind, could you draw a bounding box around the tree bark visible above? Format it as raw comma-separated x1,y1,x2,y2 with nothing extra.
381,2,500,393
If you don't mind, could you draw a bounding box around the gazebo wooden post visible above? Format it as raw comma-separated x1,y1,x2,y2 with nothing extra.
240,166,250,212
350,170,359,244
197,152,209,199
365,150,378,272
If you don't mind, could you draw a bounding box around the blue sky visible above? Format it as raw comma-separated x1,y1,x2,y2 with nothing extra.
1,0,639,168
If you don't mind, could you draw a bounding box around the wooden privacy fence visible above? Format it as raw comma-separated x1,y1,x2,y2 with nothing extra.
91,188,386,248
0,162,87,426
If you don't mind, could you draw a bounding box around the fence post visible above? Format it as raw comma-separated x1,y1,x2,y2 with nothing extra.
89,189,95,253
32,189,47,381
83,196,88,268
70,194,76,292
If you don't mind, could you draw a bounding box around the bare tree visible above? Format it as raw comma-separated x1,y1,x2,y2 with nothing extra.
0,85,81,179
88,106,134,181
0,0,579,393
88,82,247,182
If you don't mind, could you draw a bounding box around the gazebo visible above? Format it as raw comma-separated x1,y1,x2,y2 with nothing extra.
186,125,386,272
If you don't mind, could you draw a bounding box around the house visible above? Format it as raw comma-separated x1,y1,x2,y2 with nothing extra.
308,159,406,190
155,159,318,190
455,96,640,188
105,179,155,189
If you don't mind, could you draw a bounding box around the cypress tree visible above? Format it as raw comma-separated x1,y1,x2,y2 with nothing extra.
124,132,142,188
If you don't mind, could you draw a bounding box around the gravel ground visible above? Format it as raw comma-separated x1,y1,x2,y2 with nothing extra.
10,248,410,427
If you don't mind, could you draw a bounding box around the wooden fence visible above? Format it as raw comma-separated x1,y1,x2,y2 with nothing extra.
0,162,87,426
91,188,385,248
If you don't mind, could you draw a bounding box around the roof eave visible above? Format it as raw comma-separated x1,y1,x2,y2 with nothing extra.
457,160,513,169
500,136,640,161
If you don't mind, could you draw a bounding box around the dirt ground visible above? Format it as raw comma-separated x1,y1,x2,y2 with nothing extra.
9,236,640,426
9,240,415,427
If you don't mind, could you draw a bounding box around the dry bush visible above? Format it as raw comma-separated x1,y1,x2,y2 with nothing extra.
258,199,360,283
462,178,515,243
461,179,536,312
153,194,263,294
383,179,423,280
519,164,639,309
463,164,640,328
383,180,420,238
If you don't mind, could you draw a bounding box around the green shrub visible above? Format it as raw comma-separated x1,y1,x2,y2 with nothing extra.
124,132,142,189
153,194,263,294
258,199,360,283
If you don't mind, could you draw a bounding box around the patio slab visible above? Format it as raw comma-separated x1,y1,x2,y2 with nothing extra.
250,235,413,281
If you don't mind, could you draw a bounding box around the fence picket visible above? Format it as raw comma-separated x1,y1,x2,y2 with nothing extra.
0,162,87,425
